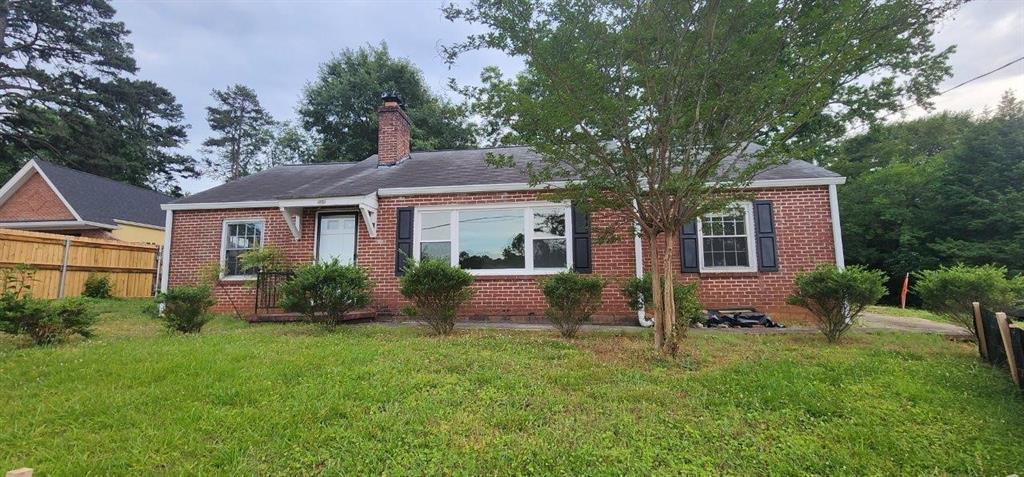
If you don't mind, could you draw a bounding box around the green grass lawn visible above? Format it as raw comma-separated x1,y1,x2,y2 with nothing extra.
867,305,950,323
1,300,1021,475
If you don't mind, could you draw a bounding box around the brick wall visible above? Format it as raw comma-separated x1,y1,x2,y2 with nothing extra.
167,186,837,325
0,173,75,221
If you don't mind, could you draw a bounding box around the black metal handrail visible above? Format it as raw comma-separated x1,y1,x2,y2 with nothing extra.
254,270,294,314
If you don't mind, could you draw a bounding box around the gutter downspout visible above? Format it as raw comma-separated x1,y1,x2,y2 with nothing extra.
828,184,845,270
633,201,653,327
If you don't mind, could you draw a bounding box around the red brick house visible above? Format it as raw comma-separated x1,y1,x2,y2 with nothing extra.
161,97,846,325
0,159,170,243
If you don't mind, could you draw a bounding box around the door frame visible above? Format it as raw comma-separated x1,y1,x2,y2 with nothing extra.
314,210,359,263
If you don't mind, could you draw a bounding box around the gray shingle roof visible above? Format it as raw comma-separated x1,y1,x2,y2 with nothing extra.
32,159,172,227
174,146,841,204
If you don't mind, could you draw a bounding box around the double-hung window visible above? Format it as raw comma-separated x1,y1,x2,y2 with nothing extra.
414,204,572,275
221,220,264,278
697,202,757,273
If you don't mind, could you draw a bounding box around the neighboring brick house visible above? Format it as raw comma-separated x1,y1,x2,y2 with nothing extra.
162,96,846,325
0,159,171,243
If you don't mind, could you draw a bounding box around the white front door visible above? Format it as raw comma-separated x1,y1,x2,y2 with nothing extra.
316,213,356,265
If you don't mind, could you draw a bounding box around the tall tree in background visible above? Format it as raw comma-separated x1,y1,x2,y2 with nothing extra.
202,84,274,181
444,0,958,353
0,0,196,193
833,93,1024,300
266,121,317,167
299,43,477,162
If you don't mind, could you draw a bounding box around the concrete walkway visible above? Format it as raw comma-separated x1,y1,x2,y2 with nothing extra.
381,312,971,337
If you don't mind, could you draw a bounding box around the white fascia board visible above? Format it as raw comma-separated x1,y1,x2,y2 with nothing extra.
162,200,280,211
377,182,570,197
0,220,115,230
743,177,846,188
278,193,376,209
0,160,84,221
113,219,165,231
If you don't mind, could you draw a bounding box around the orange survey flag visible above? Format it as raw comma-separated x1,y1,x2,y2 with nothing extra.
900,273,910,309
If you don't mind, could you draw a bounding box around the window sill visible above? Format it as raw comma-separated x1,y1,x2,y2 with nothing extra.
698,270,761,279
219,275,256,282
469,269,570,280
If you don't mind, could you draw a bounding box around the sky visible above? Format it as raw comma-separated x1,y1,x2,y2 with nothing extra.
112,0,1024,195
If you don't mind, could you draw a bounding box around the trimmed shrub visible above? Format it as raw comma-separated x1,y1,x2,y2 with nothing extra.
399,259,474,335
540,272,604,338
82,273,113,299
787,265,887,343
1,265,96,345
157,285,216,333
279,260,373,329
0,296,97,345
914,264,1024,338
239,245,292,273
622,274,704,326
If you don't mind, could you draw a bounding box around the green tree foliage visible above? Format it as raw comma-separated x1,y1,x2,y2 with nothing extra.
399,259,475,335
913,264,1024,338
278,260,373,329
156,285,216,333
2,266,97,345
832,93,1024,299
202,84,276,180
444,0,956,353
788,265,888,343
0,1,197,195
266,121,317,166
539,272,604,338
298,43,477,162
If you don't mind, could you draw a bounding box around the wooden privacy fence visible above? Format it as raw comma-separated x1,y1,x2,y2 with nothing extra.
0,228,160,298
973,302,1024,393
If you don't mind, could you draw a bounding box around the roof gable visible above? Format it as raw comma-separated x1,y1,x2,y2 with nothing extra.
0,160,172,227
0,172,77,222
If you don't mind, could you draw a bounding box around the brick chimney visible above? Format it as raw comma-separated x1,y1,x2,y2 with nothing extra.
377,94,411,167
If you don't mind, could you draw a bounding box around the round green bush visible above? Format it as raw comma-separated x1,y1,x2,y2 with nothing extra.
540,271,604,338
157,285,216,333
82,273,113,299
278,260,373,329
399,259,474,335
787,265,887,343
621,274,704,326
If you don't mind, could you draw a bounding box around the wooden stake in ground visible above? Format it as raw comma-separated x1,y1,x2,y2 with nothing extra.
995,312,1020,386
973,302,987,360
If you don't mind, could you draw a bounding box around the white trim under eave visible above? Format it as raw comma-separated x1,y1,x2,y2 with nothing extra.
0,160,84,221
377,182,570,197
0,220,116,230
828,183,846,270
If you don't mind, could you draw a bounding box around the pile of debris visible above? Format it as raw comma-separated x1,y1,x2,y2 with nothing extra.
703,307,785,328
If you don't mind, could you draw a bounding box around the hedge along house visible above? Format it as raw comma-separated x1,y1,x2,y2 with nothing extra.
162,96,846,325
0,159,171,243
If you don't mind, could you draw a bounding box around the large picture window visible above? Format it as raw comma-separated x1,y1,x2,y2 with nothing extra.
697,203,757,272
414,204,572,275
221,220,264,278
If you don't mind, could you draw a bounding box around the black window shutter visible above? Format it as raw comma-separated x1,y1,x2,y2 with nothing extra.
571,205,592,273
680,220,699,273
395,207,414,275
753,200,779,272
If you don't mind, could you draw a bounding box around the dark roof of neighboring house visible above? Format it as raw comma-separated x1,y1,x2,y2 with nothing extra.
174,146,842,204
32,159,172,227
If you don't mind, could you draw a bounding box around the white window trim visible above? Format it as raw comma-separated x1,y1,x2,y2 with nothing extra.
412,201,574,276
697,201,758,273
220,218,265,280
313,209,358,264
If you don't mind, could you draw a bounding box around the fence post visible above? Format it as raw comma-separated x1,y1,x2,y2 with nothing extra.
973,302,987,360
996,312,1020,386
153,245,163,297
57,238,71,298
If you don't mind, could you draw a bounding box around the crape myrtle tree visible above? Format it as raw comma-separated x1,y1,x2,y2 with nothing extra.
443,0,959,354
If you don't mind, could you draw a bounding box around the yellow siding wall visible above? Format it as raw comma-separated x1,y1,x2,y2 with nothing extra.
111,223,165,244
